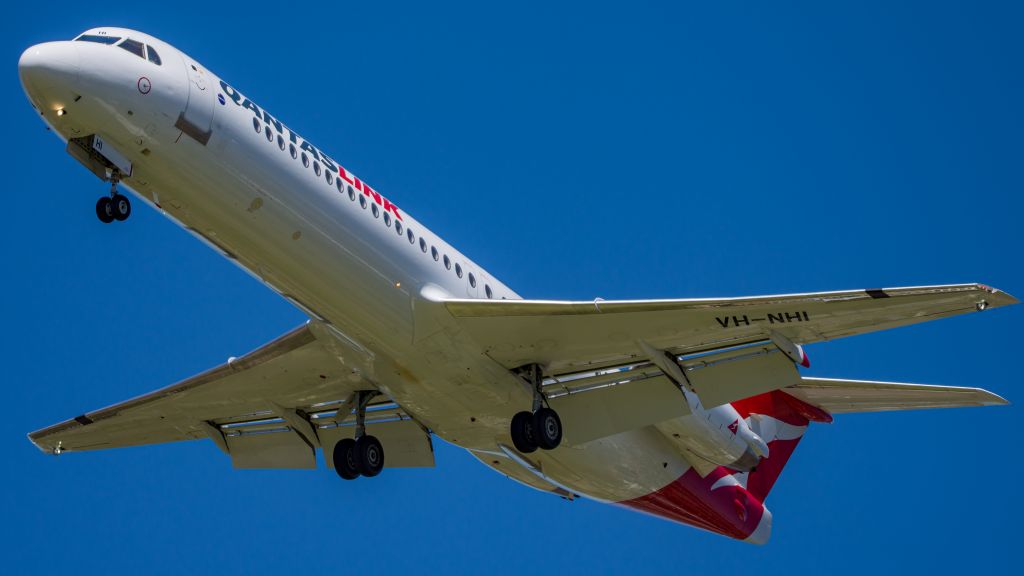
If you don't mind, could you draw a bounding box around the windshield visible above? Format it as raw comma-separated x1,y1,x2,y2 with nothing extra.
117,39,145,59
75,34,121,45
146,45,162,65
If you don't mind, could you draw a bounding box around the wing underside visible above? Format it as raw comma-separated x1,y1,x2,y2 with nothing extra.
439,282,1014,373
28,322,434,469
435,282,1014,439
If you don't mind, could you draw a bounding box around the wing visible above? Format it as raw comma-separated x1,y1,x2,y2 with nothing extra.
435,283,1014,424
441,283,1015,373
28,322,433,469
784,377,1008,414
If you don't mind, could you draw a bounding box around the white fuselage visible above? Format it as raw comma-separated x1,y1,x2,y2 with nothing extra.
20,27,775,543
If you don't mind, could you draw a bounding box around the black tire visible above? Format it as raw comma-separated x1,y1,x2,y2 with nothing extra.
112,194,131,221
332,438,360,480
96,197,114,223
533,407,562,450
355,435,384,477
510,410,538,453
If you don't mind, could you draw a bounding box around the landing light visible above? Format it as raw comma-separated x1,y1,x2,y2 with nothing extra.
55,108,66,117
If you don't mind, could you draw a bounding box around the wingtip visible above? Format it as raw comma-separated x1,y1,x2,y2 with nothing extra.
26,432,55,454
976,284,1018,307
963,385,1011,407
981,390,1010,407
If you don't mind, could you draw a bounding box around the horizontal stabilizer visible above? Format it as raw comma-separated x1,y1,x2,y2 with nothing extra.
783,377,1008,414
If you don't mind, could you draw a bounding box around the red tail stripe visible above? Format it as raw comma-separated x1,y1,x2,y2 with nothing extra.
780,391,833,424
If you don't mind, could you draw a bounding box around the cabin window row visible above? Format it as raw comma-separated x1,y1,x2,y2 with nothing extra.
250,116,495,299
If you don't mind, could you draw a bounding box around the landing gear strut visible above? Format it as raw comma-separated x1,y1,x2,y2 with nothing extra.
96,172,131,224
510,364,563,453
332,391,385,480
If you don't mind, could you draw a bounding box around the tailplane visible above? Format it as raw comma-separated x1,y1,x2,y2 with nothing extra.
732,377,1007,500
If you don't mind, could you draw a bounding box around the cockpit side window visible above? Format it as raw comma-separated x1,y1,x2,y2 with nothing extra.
146,45,162,65
75,35,121,45
117,39,146,59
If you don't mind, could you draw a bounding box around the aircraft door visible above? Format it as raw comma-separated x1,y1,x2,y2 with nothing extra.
174,57,214,145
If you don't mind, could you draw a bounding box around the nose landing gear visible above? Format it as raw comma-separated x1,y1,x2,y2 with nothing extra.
510,364,563,453
95,174,131,224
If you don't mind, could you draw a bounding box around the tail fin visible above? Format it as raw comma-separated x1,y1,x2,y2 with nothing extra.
732,390,832,500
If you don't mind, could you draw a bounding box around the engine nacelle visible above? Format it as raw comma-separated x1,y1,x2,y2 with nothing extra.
662,387,769,472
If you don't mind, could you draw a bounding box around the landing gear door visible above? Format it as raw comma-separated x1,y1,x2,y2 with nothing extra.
174,57,214,145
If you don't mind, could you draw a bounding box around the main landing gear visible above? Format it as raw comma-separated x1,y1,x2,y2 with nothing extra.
96,173,131,224
332,391,385,480
510,364,563,454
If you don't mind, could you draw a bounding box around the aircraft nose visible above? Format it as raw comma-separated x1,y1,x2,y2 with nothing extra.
19,41,80,107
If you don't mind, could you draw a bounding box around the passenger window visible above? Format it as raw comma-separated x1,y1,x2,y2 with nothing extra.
455,263,463,278
118,39,146,59
277,135,285,151
348,186,356,201
431,246,439,261
336,178,343,192
485,285,493,299
253,118,261,133
443,255,451,270
359,195,367,209
326,171,334,185
384,212,392,227
396,220,404,235
469,273,477,288
301,153,309,168
371,203,379,218
289,144,298,159
408,229,416,244
313,161,321,176
76,35,121,45
265,126,273,142
419,238,428,253
146,45,162,65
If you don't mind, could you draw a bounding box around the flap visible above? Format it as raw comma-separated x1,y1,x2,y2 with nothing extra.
547,375,689,446
683,345,800,408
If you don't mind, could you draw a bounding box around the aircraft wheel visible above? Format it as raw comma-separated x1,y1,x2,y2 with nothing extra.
112,194,132,221
332,438,360,480
355,435,384,477
96,197,114,223
533,407,562,450
510,410,538,453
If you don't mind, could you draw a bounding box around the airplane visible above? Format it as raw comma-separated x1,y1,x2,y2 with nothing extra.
18,27,1016,545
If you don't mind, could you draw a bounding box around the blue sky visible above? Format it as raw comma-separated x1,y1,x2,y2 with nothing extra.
3,1,1022,573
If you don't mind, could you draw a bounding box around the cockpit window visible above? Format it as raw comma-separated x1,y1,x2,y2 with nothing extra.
146,45,162,65
76,35,121,45
117,39,146,59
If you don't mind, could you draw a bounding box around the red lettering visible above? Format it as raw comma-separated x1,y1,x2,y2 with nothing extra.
336,165,403,220
337,165,354,185
383,198,403,220
362,184,383,205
